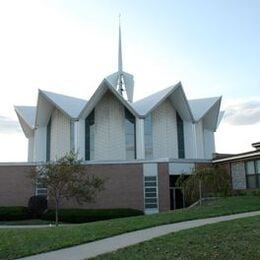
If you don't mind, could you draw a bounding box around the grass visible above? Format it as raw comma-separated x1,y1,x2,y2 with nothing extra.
93,215,260,259
0,196,260,259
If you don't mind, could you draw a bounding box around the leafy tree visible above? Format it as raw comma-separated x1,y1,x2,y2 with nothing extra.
176,165,231,206
31,152,105,226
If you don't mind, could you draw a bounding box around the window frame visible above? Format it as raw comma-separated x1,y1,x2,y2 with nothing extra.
245,160,260,189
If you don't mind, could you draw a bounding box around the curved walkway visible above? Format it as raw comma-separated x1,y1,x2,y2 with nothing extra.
0,224,69,229
20,210,260,260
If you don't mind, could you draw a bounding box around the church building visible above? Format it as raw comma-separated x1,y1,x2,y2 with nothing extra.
11,24,223,213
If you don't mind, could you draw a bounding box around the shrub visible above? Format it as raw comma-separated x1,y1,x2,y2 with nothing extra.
42,208,143,223
232,189,260,196
176,165,231,205
28,195,48,218
0,207,29,221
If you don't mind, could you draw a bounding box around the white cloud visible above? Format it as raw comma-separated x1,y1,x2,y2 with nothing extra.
216,97,260,153
223,99,260,125
0,116,21,134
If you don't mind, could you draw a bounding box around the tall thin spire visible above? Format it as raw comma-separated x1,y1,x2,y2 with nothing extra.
118,14,123,95
106,16,134,102
118,14,123,74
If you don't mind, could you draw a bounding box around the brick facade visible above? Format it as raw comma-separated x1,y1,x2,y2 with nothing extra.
1,161,219,212
59,163,144,211
0,163,145,211
0,164,35,206
158,163,170,212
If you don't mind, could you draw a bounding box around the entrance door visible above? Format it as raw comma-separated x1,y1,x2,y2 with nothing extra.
169,175,185,210
170,187,185,210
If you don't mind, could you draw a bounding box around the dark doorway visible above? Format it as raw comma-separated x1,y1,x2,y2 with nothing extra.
169,175,186,210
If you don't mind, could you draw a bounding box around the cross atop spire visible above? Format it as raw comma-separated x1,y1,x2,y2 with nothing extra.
106,18,134,102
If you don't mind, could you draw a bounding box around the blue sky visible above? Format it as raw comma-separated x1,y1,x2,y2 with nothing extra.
0,0,259,161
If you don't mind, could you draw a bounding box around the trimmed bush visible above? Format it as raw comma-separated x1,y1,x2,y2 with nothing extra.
42,208,144,223
232,189,260,197
28,195,48,218
0,207,29,221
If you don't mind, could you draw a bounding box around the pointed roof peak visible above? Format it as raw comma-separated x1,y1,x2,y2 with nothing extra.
38,89,87,119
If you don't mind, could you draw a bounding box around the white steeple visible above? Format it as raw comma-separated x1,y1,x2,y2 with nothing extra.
106,18,134,102
118,16,123,74
118,17,123,95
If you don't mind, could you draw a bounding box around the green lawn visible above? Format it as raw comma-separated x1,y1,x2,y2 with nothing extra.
0,196,260,259
93,215,260,259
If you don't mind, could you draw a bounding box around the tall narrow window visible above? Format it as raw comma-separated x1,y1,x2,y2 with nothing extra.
70,120,75,152
176,112,185,159
125,108,136,160
144,176,158,209
256,160,260,186
246,160,258,188
85,110,95,160
46,117,51,161
144,114,153,159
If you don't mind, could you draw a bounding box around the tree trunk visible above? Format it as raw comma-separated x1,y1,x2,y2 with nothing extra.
199,180,202,206
55,198,59,227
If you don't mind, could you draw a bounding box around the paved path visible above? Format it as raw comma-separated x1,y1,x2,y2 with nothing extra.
19,211,260,260
0,224,70,229
0,224,53,229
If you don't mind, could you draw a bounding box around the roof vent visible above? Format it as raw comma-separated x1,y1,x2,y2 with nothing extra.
252,142,260,150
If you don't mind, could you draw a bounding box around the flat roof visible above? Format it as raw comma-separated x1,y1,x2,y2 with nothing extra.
213,150,260,163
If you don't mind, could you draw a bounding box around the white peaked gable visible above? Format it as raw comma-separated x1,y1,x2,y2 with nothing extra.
132,82,193,121
189,97,221,121
39,90,87,119
35,90,87,127
15,106,36,137
15,81,223,162
189,97,222,131
15,106,36,129
132,85,175,116
80,79,138,119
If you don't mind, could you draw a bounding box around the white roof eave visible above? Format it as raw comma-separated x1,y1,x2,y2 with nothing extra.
14,106,36,129
15,111,34,138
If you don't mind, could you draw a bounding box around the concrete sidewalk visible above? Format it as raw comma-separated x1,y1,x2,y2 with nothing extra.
19,211,260,260
0,224,52,229
0,224,70,229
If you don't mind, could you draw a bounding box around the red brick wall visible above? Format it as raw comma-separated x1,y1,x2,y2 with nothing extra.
158,163,170,212
0,165,35,206
54,163,144,211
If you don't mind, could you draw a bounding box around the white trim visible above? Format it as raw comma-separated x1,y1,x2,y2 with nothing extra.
73,120,79,155
0,158,211,166
136,118,145,159
192,123,198,158
0,162,37,166
213,151,260,163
